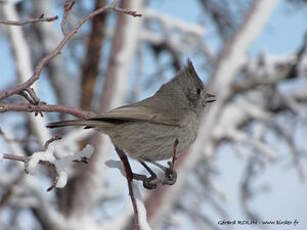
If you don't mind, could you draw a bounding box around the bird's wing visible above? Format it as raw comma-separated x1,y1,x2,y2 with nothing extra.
89,104,181,127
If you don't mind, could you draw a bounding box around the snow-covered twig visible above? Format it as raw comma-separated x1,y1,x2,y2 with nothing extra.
1,137,94,191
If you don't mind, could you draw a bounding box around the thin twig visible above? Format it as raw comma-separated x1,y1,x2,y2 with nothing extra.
18,88,44,116
2,136,63,192
0,15,58,26
115,146,140,230
61,0,76,35
2,153,26,162
44,135,62,150
113,6,142,17
43,162,58,192
0,103,96,119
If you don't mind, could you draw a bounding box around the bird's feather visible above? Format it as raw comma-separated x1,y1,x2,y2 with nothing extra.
89,103,181,127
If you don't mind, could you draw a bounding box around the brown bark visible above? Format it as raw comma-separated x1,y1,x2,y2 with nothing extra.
80,0,108,110
98,0,131,112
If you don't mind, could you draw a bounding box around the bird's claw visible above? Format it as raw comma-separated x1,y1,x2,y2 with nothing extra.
142,169,177,189
143,177,159,190
163,168,177,185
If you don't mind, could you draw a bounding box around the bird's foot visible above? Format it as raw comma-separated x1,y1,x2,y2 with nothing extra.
132,172,159,190
143,176,159,190
138,137,179,189
147,161,177,186
162,167,177,185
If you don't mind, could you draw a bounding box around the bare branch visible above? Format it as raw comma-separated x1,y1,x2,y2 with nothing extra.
113,4,142,17
0,103,96,119
44,136,62,150
44,162,58,192
61,0,76,35
0,15,58,26
115,147,140,230
2,153,26,162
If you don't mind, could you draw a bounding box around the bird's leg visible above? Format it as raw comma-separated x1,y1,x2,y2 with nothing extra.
169,138,179,172
129,171,159,190
138,161,159,189
148,160,177,186
131,172,155,189
164,138,179,185
115,146,159,190
139,161,156,178
120,161,158,190
146,139,178,186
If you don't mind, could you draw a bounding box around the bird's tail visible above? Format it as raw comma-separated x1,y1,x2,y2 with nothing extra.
46,119,96,129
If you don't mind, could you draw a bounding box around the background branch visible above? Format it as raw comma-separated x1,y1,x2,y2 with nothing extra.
0,15,58,26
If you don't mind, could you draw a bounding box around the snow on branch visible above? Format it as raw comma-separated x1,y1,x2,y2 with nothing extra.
232,53,307,94
1,137,94,191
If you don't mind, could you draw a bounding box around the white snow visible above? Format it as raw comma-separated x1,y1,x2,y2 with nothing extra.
55,170,68,188
27,142,94,189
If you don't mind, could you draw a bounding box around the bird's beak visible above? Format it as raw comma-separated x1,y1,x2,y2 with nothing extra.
206,93,216,103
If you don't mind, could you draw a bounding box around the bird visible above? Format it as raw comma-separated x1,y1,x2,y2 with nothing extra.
47,59,216,189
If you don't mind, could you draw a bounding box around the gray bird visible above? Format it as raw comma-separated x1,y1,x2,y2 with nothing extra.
47,59,215,189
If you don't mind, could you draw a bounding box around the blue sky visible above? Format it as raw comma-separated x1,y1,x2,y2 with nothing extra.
150,0,307,55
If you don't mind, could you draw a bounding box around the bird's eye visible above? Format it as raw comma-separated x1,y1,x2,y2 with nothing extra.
189,88,202,101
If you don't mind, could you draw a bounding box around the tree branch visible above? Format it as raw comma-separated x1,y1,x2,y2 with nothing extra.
0,15,58,26
115,147,140,230
80,0,108,110
2,153,26,162
0,103,96,119
61,0,75,35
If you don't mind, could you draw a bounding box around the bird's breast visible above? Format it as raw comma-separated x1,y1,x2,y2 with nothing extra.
107,114,200,161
